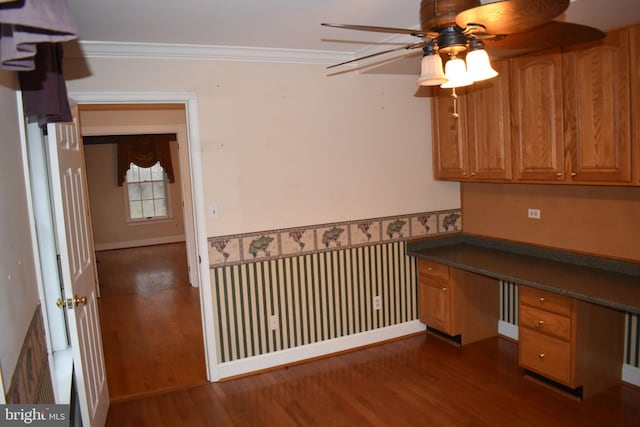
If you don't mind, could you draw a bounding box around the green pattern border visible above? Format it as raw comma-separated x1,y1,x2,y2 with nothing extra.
208,209,461,268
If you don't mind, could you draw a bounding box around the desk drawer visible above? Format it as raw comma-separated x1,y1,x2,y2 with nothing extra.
520,305,571,341
418,259,450,281
519,328,573,386
520,286,572,317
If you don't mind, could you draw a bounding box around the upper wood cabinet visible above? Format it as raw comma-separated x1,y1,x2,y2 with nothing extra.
631,26,640,185
563,29,632,183
431,86,468,180
510,48,565,182
432,60,511,181
430,24,639,186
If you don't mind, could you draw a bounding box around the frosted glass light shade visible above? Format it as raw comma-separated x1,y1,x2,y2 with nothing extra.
417,53,447,86
466,48,499,82
440,57,473,88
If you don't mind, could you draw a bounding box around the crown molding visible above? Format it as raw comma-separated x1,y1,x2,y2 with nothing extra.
70,41,355,65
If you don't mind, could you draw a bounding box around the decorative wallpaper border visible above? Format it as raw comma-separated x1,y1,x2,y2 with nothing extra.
208,209,461,268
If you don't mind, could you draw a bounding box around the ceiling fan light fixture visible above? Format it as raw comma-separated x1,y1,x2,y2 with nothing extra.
417,45,447,86
465,39,498,82
441,56,473,88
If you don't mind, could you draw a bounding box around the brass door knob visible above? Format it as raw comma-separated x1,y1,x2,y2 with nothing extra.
55,295,87,309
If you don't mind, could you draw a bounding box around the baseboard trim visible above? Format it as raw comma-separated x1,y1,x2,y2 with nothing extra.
498,320,519,341
216,321,427,380
95,235,185,251
622,364,640,387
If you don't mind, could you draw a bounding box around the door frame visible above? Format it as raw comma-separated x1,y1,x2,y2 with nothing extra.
69,91,219,382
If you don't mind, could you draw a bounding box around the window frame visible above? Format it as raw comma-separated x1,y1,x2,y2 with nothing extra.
123,161,173,224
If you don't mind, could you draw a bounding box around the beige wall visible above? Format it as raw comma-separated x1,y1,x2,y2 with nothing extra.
462,183,640,262
81,108,186,250
0,70,40,384
64,58,460,237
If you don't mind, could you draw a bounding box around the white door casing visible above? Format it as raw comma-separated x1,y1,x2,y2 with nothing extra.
68,90,219,381
47,111,109,426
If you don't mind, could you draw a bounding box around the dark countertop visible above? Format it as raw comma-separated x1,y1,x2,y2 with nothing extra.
406,234,640,315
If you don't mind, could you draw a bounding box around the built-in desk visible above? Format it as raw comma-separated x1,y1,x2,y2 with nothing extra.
407,234,640,315
407,234,640,399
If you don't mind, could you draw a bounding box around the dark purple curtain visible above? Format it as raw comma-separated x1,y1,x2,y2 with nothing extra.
19,42,72,123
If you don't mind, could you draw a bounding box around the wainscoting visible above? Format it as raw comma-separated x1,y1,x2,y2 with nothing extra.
5,306,54,404
211,241,418,364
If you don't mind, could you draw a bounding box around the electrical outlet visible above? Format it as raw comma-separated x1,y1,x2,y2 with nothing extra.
270,315,279,331
527,208,541,219
373,296,382,311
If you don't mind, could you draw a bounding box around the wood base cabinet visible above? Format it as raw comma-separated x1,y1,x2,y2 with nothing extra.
418,259,498,345
518,287,624,399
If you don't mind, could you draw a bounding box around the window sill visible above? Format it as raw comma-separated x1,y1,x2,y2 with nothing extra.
126,217,174,226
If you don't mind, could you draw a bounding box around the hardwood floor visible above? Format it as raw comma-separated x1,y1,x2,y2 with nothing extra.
97,243,207,401
106,334,640,426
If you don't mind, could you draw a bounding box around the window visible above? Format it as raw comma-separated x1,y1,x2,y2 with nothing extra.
125,161,169,220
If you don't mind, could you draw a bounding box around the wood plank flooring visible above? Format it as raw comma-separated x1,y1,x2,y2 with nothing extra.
97,243,207,401
106,334,640,426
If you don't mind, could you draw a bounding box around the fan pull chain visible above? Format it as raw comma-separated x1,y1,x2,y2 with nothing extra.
450,88,459,119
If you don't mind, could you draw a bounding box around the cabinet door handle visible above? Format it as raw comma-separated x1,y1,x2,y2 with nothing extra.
556,172,563,177
538,297,545,303
462,172,468,176
471,172,477,176
441,287,448,292
538,353,545,360
571,172,577,177
428,267,433,271
537,320,545,327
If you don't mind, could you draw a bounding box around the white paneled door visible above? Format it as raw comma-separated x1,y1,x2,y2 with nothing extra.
47,109,109,426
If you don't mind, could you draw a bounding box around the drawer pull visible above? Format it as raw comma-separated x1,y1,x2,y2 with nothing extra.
428,267,433,271
441,287,448,292
538,353,545,360
537,320,545,327
538,297,545,303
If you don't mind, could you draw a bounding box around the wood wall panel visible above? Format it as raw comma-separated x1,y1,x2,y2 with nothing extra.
461,183,640,262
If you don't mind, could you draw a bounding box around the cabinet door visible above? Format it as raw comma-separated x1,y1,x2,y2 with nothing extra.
629,25,640,185
510,50,565,181
431,87,468,180
419,274,452,334
563,29,632,183
466,61,512,181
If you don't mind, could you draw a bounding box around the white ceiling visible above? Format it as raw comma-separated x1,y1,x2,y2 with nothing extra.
66,0,640,73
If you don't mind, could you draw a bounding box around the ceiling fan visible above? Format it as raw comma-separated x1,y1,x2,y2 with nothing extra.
322,0,605,88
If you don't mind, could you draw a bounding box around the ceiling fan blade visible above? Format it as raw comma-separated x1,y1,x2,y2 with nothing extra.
484,21,606,50
455,0,570,35
322,23,428,38
327,42,427,69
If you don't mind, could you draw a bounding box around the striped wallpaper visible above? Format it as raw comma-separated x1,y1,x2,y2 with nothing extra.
211,241,418,363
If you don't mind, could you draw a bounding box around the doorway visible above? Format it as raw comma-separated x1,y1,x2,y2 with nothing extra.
79,103,207,400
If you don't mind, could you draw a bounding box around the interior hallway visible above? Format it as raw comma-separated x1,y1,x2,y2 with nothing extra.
96,243,207,401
